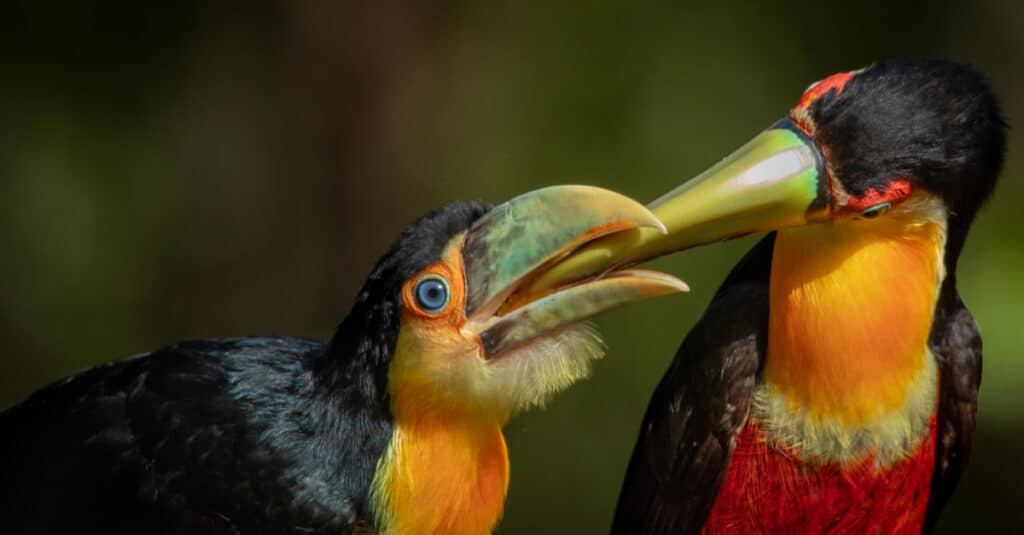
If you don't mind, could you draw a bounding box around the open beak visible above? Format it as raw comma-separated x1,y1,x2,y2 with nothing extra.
460,185,689,359
525,118,832,293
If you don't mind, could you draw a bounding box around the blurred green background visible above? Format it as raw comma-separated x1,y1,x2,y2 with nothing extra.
1,2,1020,533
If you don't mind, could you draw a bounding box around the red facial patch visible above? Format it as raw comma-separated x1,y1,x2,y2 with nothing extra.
845,179,913,211
796,72,854,110
792,71,855,134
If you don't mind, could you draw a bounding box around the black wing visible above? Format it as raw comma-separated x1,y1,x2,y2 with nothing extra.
923,284,983,533
611,235,774,535
0,337,390,535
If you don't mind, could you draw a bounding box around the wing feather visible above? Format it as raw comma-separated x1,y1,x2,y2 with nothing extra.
612,235,774,535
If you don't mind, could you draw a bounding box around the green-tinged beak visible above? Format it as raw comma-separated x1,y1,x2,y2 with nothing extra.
526,119,831,293
460,185,688,359
477,270,684,357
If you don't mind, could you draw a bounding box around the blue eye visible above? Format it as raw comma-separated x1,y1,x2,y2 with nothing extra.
414,276,450,312
858,202,892,219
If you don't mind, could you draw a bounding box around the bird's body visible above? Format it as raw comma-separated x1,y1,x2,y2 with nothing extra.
1,188,686,535
616,228,981,534
1,337,387,534
700,215,965,533
602,59,1002,534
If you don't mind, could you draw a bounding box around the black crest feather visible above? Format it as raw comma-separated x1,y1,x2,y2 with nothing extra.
810,58,1006,225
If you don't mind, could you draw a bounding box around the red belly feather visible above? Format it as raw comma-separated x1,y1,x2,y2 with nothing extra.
703,416,937,534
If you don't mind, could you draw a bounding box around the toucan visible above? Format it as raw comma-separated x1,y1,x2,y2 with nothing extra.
0,186,688,534
533,58,1006,533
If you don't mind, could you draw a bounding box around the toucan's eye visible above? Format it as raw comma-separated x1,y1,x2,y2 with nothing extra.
858,202,892,219
414,276,450,313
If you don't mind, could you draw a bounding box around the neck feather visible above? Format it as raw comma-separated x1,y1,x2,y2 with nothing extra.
765,210,946,459
370,379,509,535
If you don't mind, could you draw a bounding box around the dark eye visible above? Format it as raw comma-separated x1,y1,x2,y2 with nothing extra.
858,202,892,219
414,276,450,312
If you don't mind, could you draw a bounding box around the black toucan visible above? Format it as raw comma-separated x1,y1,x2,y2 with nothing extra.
534,59,1006,533
0,186,687,534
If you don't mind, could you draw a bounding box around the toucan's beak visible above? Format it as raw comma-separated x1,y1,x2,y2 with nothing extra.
526,118,831,293
459,185,688,359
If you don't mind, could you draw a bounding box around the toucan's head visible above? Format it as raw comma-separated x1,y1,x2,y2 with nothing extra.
326,186,684,423
529,59,1007,290
792,59,1005,229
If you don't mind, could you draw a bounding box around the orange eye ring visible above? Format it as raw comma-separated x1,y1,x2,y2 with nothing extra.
402,260,463,319
399,245,468,320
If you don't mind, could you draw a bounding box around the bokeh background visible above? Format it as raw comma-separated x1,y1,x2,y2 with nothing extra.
2,2,1021,532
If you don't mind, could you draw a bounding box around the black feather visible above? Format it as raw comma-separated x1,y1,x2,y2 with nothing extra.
923,277,983,533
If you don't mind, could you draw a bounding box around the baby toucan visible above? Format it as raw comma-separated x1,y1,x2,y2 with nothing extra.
0,186,686,534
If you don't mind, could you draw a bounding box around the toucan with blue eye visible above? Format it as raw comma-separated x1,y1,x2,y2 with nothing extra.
0,186,687,534
533,58,1006,534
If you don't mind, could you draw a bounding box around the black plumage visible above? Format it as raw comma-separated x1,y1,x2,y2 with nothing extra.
0,201,490,535
924,273,983,532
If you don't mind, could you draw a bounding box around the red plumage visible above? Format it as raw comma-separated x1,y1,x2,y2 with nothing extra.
703,416,937,534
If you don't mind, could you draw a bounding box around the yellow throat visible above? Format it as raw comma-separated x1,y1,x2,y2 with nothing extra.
760,203,946,462
369,332,510,535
